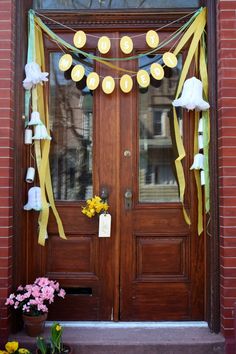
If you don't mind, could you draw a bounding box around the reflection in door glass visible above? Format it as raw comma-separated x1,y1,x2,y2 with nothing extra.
49,53,93,201
34,0,200,9
138,55,182,203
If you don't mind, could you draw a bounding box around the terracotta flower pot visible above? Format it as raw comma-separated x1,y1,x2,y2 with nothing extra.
22,313,47,337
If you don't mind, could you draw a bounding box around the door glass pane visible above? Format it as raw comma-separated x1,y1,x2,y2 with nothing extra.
138,55,182,203
34,0,200,10
49,52,93,201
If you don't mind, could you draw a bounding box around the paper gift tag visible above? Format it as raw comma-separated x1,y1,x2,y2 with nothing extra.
99,213,111,237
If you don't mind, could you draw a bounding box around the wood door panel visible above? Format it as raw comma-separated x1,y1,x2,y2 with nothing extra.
135,235,189,280
129,283,191,321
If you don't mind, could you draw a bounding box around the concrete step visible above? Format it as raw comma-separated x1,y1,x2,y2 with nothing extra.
10,322,225,354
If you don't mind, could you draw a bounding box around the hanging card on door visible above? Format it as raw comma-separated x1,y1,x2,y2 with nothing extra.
99,213,111,237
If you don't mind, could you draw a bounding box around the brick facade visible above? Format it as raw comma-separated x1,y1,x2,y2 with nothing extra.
0,1,235,353
0,0,15,343
218,1,236,353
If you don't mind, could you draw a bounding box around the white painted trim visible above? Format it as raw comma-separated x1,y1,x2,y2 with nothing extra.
45,321,208,329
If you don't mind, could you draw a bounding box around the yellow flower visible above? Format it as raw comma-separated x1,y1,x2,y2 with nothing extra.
56,324,62,331
0,350,8,354
5,342,19,353
18,349,30,353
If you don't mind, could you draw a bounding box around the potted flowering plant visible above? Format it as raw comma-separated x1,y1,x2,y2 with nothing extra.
36,322,72,354
0,341,30,353
5,277,66,337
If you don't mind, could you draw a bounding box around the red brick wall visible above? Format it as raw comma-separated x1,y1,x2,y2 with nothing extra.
218,1,236,353
0,0,15,342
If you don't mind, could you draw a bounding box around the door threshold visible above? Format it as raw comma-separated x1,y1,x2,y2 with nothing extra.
45,321,208,328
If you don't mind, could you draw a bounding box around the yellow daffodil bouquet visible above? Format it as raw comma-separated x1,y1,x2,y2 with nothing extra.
0,341,30,354
82,195,109,218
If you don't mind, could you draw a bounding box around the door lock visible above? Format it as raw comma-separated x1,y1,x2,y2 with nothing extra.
124,189,132,210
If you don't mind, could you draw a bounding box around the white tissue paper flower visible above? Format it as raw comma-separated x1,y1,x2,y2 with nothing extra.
172,77,210,111
23,62,49,90
32,124,51,140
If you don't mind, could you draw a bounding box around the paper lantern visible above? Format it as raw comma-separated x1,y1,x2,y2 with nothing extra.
71,65,85,82
172,77,210,111
150,63,164,80
98,36,111,54
73,30,86,48
25,167,35,183
120,36,133,54
200,170,205,186
198,118,203,133
32,124,51,140
23,62,49,90
190,153,204,170
24,129,32,144
58,54,72,72
120,74,133,93
28,111,42,126
24,187,42,211
87,72,99,90
163,52,178,68
146,30,159,49
198,134,204,150
102,76,115,94
137,70,150,88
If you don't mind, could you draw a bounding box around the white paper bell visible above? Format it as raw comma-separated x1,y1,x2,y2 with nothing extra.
198,118,203,133
190,153,204,170
23,62,49,90
32,124,51,140
28,111,43,126
198,134,204,150
172,77,210,111
24,186,42,211
200,170,205,186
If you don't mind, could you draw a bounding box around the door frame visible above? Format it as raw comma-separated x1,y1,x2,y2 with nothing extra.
14,0,219,331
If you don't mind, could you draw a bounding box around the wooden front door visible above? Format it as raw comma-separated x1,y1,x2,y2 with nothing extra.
30,22,204,321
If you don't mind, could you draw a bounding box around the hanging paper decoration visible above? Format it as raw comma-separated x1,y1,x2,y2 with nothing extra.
98,36,111,54
120,36,133,54
102,76,115,94
146,30,159,49
24,187,42,211
198,118,203,133
23,62,49,90
150,63,164,80
137,70,150,88
71,64,85,82
190,153,204,170
58,54,72,72
87,72,100,90
120,74,133,93
32,124,51,140
73,30,87,48
24,129,32,144
172,77,210,111
28,111,42,126
163,52,178,68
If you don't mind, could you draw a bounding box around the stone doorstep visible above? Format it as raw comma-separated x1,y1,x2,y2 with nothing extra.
10,322,225,354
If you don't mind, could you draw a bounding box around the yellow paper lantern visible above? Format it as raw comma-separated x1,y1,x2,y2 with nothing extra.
102,76,115,94
137,70,150,88
71,65,85,82
150,63,164,80
163,52,178,68
120,74,133,93
87,72,99,90
73,30,87,49
120,36,133,55
58,54,73,72
146,30,159,49
98,36,111,54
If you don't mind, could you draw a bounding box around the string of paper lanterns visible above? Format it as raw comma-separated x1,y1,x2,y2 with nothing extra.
58,50,178,94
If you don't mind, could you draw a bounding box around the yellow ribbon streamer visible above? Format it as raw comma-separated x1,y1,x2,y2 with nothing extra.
35,23,66,245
